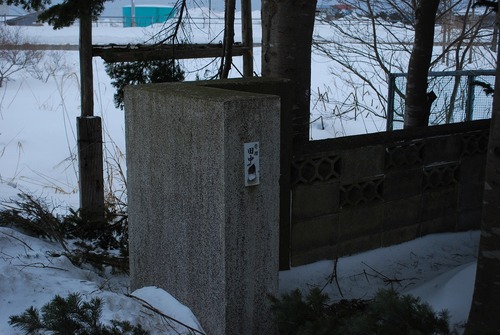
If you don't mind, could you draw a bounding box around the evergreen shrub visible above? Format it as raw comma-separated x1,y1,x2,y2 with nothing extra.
9,292,148,335
270,288,456,335
105,59,185,110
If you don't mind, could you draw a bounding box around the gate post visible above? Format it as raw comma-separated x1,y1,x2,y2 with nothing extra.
190,78,293,270
125,82,281,335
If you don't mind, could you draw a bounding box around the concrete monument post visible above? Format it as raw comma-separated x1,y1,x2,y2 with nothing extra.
125,82,281,334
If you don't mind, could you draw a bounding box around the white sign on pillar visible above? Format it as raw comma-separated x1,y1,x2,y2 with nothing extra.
244,142,260,186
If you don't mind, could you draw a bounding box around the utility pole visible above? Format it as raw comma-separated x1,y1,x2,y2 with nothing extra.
131,0,136,27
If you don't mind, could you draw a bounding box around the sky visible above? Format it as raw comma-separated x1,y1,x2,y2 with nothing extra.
0,9,489,334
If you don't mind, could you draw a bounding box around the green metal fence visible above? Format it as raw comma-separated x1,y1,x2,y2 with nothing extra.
387,69,495,131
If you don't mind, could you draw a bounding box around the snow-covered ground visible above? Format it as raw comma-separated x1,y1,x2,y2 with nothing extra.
0,8,485,334
0,226,478,334
0,227,205,334
280,231,479,331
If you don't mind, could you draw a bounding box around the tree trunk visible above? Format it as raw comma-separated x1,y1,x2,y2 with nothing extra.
261,0,317,270
261,0,317,145
465,8,500,334
221,0,235,78
403,0,440,128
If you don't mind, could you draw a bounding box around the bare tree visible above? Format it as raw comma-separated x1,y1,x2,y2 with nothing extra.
441,1,493,123
314,2,411,121
27,50,73,83
404,0,441,128
313,0,495,133
0,26,43,87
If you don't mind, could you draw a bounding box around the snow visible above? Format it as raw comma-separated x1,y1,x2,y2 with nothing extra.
0,8,484,334
0,227,479,334
0,227,205,334
131,287,204,332
280,231,479,330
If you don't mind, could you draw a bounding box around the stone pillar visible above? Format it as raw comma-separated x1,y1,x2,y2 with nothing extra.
125,82,281,334
190,78,293,270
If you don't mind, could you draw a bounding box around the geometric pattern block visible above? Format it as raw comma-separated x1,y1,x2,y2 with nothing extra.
340,176,384,208
385,141,424,169
461,130,489,157
291,154,341,185
423,162,459,191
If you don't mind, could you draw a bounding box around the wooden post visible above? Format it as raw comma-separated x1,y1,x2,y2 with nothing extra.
80,8,93,118
77,117,105,220
241,0,253,77
78,3,105,221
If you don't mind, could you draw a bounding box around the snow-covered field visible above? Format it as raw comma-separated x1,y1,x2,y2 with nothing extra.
0,8,485,334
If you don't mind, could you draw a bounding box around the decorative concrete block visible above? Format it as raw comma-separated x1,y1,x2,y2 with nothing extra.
125,82,281,335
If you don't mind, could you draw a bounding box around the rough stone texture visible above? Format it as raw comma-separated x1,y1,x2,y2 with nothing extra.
124,82,281,335
189,78,294,271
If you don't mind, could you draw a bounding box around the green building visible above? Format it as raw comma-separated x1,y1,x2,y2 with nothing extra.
123,5,175,27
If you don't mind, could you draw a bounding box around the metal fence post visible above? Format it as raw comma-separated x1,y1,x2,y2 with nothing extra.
465,74,476,122
387,73,396,131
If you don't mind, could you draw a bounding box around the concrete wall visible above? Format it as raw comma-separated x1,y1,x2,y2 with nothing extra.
125,82,281,334
288,120,489,267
